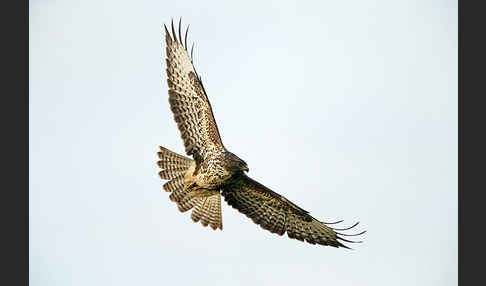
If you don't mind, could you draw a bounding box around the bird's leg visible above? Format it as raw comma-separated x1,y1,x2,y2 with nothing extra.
186,182,201,192
185,183,204,197
185,183,216,199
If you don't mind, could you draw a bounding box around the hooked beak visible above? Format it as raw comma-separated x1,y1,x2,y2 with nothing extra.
243,165,249,172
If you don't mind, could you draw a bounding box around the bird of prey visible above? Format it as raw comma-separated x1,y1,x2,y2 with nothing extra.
157,19,365,248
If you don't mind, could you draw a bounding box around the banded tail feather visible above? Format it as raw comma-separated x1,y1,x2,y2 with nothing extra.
157,146,192,203
186,190,222,230
156,146,223,230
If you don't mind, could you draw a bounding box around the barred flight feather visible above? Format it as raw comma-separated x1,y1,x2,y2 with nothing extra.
189,193,222,230
156,146,192,203
163,175,185,193
221,173,365,248
164,20,224,161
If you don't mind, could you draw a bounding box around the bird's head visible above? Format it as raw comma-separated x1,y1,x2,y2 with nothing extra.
224,151,249,173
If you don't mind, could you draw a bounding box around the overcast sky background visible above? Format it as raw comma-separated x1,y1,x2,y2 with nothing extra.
30,0,457,285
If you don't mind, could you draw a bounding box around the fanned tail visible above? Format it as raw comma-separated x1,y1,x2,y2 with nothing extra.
193,193,223,230
156,146,223,230
157,146,193,203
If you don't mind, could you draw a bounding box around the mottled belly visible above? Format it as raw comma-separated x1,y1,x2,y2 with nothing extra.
193,157,232,189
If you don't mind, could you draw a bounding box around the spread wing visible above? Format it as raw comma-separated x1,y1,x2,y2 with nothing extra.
164,19,224,162
221,173,365,248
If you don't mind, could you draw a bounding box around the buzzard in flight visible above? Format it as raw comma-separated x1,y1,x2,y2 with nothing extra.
157,19,365,248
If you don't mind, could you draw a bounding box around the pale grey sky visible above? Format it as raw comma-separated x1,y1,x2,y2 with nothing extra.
30,0,457,285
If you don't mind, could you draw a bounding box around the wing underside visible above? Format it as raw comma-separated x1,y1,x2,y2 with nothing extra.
164,19,224,162
221,173,365,248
